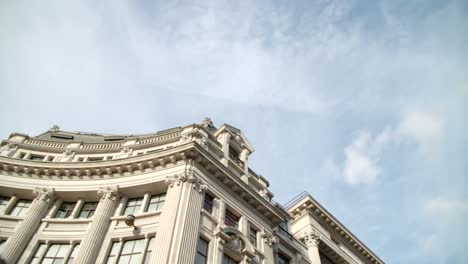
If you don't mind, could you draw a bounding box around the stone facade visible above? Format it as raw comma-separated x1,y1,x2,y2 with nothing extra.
0,119,384,264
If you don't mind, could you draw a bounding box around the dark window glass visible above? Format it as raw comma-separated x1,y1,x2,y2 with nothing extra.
203,193,214,213
147,193,166,212
224,209,239,228
54,202,76,219
123,198,143,215
278,253,290,264
249,227,257,247
0,196,9,215
223,254,239,264
9,199,32,217
78,202,98,218
195,237,209,264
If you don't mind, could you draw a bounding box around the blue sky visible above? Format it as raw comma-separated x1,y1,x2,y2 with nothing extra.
1,0,467,263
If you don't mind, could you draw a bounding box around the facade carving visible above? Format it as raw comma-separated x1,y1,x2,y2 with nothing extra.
0,119,384,264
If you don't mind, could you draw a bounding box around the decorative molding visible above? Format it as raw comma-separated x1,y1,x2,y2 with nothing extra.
97,185,120,201
261,232,277,246
300,230,321,247
33,187,55,205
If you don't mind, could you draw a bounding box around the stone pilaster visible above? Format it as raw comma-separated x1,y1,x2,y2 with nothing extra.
301,231,321,264
74,186,119,264
0,187,55,264
152,160,207,264
150,174,186,263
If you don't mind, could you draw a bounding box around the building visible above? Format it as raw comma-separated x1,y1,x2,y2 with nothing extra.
0,119,384,264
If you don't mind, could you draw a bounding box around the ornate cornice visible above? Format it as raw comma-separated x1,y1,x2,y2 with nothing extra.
289,195,384,264
97,185,120,201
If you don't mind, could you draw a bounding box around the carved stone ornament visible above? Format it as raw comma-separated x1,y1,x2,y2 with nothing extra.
165,174,187,188
97,185,120,201
33,187,55,205
258,189,270,200
262,232,277,246
225,235,245,255
300,230,321,247
178,133,209,150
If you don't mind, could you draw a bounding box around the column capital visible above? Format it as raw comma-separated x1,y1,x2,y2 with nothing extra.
98,185,120,201
300,230,321,247
33,187,55,205
261,231,277,246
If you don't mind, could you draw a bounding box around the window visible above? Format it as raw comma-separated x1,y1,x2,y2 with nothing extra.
123,198,143,215
87,157,104,162
143,237,154,264
277,253,290,264
68,244,80,264
147,193,166,212
9,199,32,217
78,202,98,218
224,209,239,228
31,243,79,264
195,237,209,264
105,237,154,264
249,227,257,247
0,196,9,215
54,202,76,219
29,154,45,161
203,193,214,214
119,239,145,263
223,254,239,264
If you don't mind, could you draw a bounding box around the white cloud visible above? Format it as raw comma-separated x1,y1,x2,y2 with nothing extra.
397,110,443,156
423,197,468,217
342,129,392,185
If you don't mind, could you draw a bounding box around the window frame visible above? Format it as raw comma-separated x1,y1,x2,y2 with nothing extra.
277,253,290,264
9,199,32,217
195,237,209,264
203,193,214,214
105,236,155,264
249,226,258,248
224,209,240,228
146,193,166,212
30,242,80,264
123,197,144,215
78,202,98,219
0,196,10,215
54,202,77,219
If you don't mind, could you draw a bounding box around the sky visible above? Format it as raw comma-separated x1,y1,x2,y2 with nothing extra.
0,0,467,263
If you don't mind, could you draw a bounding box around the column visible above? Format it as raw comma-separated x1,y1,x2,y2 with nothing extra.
301,231,321,264
171,177,207,263
74,186,119,264
3,195,18,215
47,199,62,218
0,188,55,264
217,199,226,227
138,193,150,214
150,175,186,263
151,160,207,263
114,195,128,216
70,199,84,219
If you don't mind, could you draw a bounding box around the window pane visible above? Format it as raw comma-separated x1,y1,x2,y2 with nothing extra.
118,255,130,264
78,202,97,219
57,245,69,257
123,198,143,215
121,240,135,254
54,202,76,218
0,196,9,215
9,199,32,217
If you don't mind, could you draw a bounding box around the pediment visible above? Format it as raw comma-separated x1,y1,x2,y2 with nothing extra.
214,124,255,153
